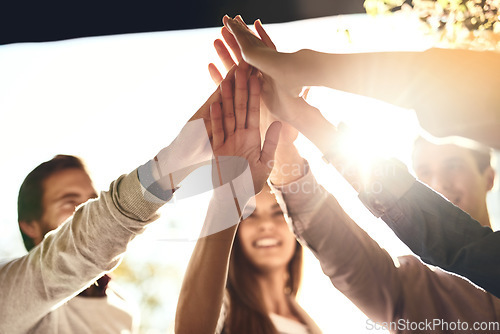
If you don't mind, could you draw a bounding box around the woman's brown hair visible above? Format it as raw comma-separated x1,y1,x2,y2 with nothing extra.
224,226,303,334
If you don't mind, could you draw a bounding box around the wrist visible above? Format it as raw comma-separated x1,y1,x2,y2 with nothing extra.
200,183,247,238
292,108,338,156
293,49,321,88
275,142,299,157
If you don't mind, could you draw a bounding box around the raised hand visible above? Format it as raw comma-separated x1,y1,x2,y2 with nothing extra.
222,16,304,96
220,16,319,129
210,18,300,145
208,16,255,85
210,67,281,193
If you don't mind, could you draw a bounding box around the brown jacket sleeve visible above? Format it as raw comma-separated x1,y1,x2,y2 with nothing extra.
271,167,402,323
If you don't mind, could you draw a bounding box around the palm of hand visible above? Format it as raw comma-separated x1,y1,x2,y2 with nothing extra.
213,127,270,193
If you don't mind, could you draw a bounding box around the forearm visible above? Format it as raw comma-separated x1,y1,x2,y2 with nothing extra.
294,49,419,107
288,105,338,158
175,179,254,334
308,197,401,323
228,17,500,147
0,169,164,332
270,144,307,186
175,225,238,334
380,181,500,298
294,48,500,148
273,169,401,322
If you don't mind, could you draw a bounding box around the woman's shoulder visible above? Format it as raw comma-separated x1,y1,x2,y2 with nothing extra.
215,290,230,334
287,295,323,334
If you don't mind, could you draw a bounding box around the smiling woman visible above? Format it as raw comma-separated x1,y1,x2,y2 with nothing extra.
176,183,321,334
223,185,318,334
174,56,321,333
237,187,297,271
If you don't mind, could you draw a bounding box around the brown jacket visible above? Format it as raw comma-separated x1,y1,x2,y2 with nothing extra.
272,168,500,334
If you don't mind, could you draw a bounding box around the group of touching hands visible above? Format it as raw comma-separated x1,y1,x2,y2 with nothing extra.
190,15,315,194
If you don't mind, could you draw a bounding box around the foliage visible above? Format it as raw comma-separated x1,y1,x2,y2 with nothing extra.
364,0,500,50
113,256,183,333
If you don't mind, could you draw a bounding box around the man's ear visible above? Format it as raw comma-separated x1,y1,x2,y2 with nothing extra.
19,220,42,243
484,166,496,192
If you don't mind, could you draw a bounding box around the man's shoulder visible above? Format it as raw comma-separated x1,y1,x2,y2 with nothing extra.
63,286,138,330
396,254,498,300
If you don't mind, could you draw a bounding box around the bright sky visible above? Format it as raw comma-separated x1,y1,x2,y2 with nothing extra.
1,13,498,333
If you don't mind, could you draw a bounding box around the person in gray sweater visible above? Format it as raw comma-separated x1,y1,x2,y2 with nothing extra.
14,154,138,333
0,69,280,333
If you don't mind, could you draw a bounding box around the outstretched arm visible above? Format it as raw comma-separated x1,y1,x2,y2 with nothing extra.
0,169,166,333
0,71,243,332
175,68,281,334
224,16,500,299
378,181,500,298
213,19,404,322
224,16,500,149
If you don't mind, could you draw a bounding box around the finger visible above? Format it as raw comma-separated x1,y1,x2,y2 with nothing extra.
208,63,224,85
260,121,282,170
225,17,262,49
235,15,248,26
222,14,231,27
235,15,245,23
214,38,236,71
235,16,267,70
234,67,249,130
235,15,263,43
223,64,238,85
235,16,258,35
246,75,261,130
225,17,273,70
220,78,235,136
301,87,311,100
210,102,224,149
254,19,277,50
190,86,221,120
222,17,246,61
221,27,243,62
188,86,222,141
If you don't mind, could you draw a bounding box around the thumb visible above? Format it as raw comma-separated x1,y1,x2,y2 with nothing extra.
260,121,282,171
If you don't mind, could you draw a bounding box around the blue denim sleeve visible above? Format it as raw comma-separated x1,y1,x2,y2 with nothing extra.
380,181,500,298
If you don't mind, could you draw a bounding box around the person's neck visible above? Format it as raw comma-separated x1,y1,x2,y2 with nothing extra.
476,206,492,228
78,274,110,298
255,269,296,318
469,197,491,228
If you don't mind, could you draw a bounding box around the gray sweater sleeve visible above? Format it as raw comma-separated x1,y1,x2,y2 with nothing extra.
0,169,165,334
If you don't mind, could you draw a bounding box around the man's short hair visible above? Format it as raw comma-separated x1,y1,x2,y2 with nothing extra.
413,136,492,172
17,155,88,251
